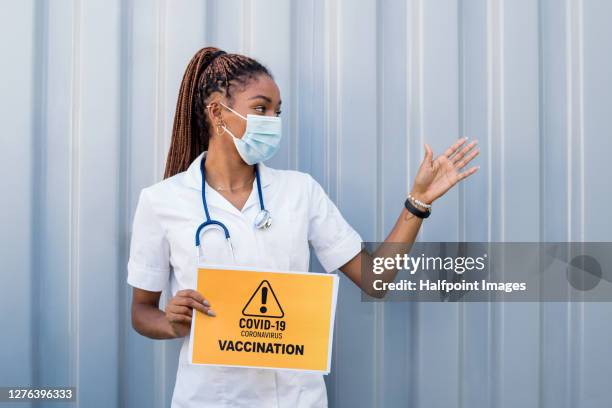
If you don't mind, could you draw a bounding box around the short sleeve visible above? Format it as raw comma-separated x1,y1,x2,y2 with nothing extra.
127,188,171,291
307,175,363,273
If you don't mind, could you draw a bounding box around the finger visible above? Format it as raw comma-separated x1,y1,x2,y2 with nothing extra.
424,143,434,165
456,148,480,170
167,305,193,316
442,137,468,158
176,289,200,299
176,289,208,306
451,140,478,164
432,156,441,172
167,313,191,324
168,302,215,318
172,297,208,314
458,165,480,181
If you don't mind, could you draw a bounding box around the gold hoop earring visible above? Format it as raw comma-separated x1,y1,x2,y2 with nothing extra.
215,122,225,136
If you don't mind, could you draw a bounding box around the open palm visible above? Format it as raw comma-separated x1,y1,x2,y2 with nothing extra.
411,138,480,204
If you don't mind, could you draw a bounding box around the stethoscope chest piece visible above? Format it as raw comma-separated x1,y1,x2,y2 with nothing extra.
197,157,272,258
254,209,272,230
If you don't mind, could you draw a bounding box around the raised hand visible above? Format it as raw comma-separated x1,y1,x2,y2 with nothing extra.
411,137,480,205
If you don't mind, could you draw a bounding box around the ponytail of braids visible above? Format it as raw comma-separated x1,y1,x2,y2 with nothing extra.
163,46,272,179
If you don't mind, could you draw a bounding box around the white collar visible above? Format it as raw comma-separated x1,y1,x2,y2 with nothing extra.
182,151,274,215
183,151,273,191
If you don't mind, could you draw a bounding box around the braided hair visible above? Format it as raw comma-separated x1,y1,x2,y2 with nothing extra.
163,46,272,179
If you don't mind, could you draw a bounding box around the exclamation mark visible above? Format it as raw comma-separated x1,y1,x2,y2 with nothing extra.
260,287,268,314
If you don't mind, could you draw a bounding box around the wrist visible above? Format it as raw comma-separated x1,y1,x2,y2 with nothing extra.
404,196,431,219
409,190,433,209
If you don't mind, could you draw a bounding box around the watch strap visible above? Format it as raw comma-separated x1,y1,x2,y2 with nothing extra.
404,197,431,219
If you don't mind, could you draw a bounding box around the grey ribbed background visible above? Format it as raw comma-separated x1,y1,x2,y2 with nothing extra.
1,0,611,407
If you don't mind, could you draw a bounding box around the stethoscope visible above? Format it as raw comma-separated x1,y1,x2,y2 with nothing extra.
195,156,272,261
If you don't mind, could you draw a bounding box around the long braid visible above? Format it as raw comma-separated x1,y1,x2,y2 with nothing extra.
163,47,272,179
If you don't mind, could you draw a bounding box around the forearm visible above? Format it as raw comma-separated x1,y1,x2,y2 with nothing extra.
382,206,423,246
132,303,176,340
366,207,424,295
341,204,426,298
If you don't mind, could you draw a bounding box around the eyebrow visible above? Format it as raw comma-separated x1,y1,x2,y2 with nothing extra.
248,95,282,106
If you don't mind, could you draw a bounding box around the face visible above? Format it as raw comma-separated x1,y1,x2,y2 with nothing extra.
207,74,282,141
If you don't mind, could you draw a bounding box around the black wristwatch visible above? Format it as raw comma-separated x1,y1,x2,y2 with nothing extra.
404,197,431,219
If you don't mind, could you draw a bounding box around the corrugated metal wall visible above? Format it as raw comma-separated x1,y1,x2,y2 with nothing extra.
2,0,611,407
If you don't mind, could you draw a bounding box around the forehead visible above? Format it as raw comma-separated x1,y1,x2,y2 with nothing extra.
233,75,281,104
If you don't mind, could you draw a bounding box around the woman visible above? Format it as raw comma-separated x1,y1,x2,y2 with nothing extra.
127,47,479,408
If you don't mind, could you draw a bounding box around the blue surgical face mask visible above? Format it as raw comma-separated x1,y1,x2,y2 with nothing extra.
218,102,282,165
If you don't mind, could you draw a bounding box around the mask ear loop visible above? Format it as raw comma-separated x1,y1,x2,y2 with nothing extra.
206,102,247,121
218,102,246,140
218,101,247,120
206,102,244,140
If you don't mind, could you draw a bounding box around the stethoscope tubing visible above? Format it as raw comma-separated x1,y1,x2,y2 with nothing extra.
195,157,267,259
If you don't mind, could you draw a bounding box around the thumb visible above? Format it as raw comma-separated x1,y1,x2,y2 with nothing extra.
423,143,433,166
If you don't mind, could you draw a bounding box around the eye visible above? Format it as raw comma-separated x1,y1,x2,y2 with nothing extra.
275,110,282,117
253,105,266,114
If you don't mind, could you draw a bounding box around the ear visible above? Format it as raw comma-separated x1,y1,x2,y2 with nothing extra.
206,101,224,125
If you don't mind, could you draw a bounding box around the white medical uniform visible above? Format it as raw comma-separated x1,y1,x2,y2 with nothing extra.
127,151,362,408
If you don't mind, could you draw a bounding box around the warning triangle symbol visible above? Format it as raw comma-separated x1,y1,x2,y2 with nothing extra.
242,280,284,318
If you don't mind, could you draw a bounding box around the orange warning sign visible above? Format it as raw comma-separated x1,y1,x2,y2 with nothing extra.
242,280,284,318
189,265,339,373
